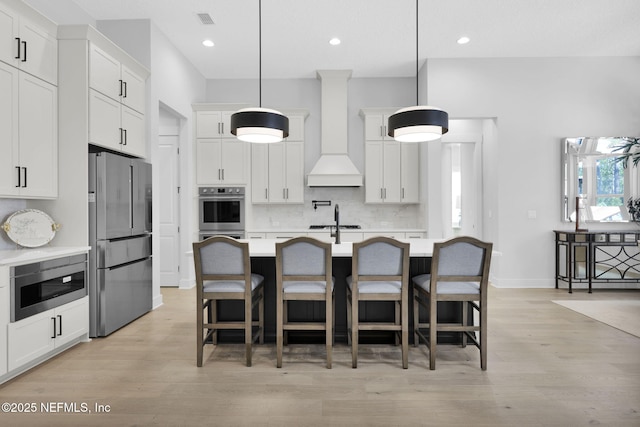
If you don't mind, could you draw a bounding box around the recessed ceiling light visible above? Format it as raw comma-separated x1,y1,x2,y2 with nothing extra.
202,39,215,47
457,36,470,45
329,37,341,46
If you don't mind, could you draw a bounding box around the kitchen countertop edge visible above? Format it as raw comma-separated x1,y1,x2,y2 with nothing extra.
0,246,91,266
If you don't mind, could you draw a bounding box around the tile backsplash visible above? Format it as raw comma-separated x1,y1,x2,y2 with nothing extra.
249,187,424,230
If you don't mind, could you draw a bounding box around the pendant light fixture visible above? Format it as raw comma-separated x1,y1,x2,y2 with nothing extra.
387,0,448,142
231,0,288,143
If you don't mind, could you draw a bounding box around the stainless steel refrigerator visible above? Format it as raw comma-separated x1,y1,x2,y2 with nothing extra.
88,151,152,337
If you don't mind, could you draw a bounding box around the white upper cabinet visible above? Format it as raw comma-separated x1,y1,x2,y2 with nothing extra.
193,104,252,185
196,139,247,185
250,111,307,204
361,109,420,204
0,59,57,198
400,142,420,203
364,112,394,141
195,110,235,139
0,0,57,85
89,44,145,115
57,26,150,158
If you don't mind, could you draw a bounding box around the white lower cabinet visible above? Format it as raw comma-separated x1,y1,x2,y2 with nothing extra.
7,296,88,372
265,232,300,239
363,232,405,240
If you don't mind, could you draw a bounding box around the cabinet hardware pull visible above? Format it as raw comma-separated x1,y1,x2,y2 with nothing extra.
402,188,405,199
220,122,224,134
15,166,20,187
21,40,27,62
123,81,127,98
119,79,123,96
286,188,289,199
218,169,221,180
380,188,384,199
221,169,224,180
217,122,221,134
51,317,57,339
119,128,124,145
57,314,62,336
265,188,268,199
14,38,21,59
123,129,127,145
22,167,27,188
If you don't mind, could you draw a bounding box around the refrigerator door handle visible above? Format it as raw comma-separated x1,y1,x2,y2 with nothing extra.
129,164,134,229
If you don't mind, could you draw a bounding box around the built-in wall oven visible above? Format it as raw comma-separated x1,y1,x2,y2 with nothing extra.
199,187,245,240
11,254,87,322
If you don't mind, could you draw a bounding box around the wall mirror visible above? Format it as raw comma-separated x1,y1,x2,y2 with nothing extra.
562,137,640,223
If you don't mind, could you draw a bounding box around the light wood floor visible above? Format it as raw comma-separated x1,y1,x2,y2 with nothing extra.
1,286,639,426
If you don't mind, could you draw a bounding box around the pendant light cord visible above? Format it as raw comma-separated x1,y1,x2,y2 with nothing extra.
415,0,419,106
259,0,262,108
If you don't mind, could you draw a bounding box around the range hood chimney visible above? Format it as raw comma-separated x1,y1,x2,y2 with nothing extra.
307,70,363,187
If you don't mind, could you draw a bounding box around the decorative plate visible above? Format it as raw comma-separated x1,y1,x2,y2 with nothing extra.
2,209,60,248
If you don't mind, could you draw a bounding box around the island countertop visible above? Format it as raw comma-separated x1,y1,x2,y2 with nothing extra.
244,238,443,257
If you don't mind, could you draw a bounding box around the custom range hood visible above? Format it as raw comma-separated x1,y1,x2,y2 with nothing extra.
307,70,363,187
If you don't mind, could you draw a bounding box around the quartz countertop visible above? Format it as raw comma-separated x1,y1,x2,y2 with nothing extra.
248,228,427,233
245,238,441,257
0,246,91,266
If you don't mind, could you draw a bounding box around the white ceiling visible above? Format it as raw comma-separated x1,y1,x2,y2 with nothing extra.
50,0,640,79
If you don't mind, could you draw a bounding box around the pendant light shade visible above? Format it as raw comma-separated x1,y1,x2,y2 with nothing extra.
230,0,289,143
388,106,448,142
388,0,448,142
231,107,289,143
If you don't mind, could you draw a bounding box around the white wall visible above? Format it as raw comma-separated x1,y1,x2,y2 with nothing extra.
428,57,640,287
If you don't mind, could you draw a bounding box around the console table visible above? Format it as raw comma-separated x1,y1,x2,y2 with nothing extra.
554,230,640,293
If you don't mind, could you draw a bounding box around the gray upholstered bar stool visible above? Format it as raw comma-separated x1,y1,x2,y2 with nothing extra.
192,236,265,367
276,237,334,368
346,236,410,369
412,236,492,370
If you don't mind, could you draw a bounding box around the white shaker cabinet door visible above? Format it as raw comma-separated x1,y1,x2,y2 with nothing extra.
121,64,145,114
18,72,57,198
53,297,89,348
17,16,57,85
0,5,18,68
0,5,57,85
0,61,19,196
267,142,286,203
365,141,384,203
284,141,304,203
382,141,401,203
251,144,269,203
401,142,420,203
195,139,223,184
89,44,120,101
121,106,145,158
7,309,56,371
89,88,121,151
219,140,246,184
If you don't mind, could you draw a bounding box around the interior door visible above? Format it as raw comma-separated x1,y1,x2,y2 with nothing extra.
158,108,181,286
